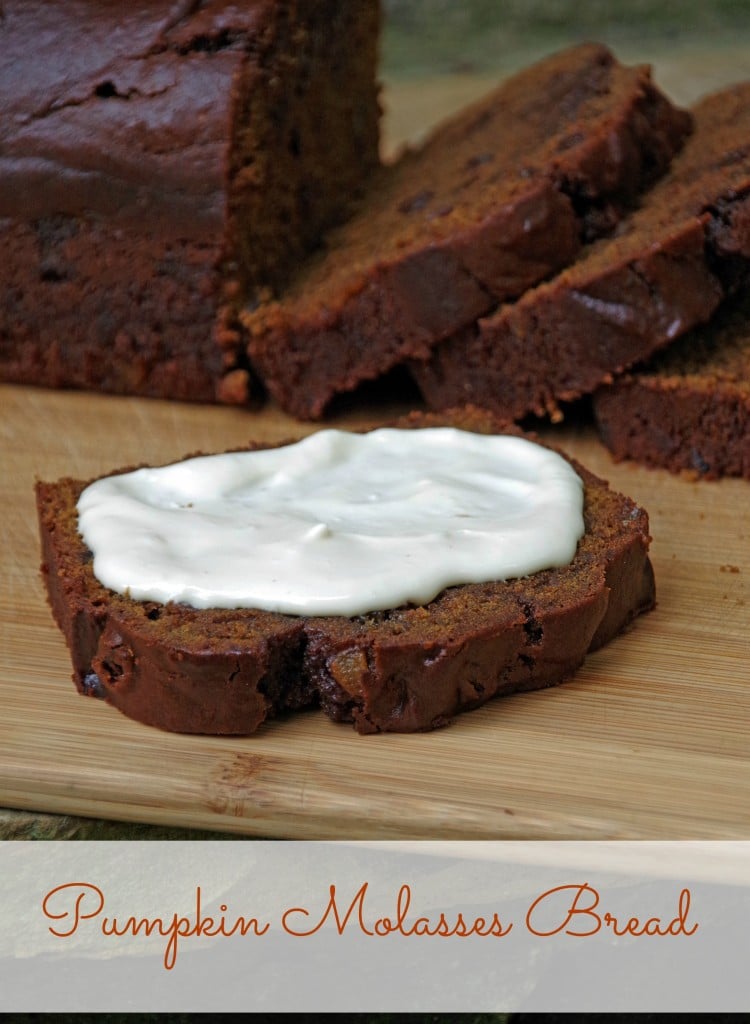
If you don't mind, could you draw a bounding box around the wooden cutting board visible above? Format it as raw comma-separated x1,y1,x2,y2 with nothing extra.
2,60,750,839
2,382,748,838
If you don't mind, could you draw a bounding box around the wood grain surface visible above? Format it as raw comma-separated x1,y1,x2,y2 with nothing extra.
2,382,748,839
1,63,749,839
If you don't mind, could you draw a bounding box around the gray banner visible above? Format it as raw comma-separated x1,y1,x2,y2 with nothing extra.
0,840,747,1012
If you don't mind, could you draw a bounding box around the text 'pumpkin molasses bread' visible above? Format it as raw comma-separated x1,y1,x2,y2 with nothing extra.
37,409,655,736
0,0,381,405
414,81,750,423
244,43,691,419
593,289,750,480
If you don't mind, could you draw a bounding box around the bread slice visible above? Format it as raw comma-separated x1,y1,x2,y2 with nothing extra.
244,43,691,419
37,410,655,735
593,289,750,479
414,82,750,422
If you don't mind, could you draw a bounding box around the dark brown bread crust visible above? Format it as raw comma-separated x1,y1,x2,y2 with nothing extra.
244,43,691,419
37,410,655,735
0,0,381,405
593,290,750,479
414,83,750,422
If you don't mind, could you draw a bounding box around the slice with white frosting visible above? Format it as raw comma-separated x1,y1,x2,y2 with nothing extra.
36,410,655,734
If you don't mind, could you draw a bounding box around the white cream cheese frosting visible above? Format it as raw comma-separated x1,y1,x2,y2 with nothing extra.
76,428,585,616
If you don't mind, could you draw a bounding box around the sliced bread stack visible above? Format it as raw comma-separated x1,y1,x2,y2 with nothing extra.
243,42,692,418
245,47,750,482
412,82,750,435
